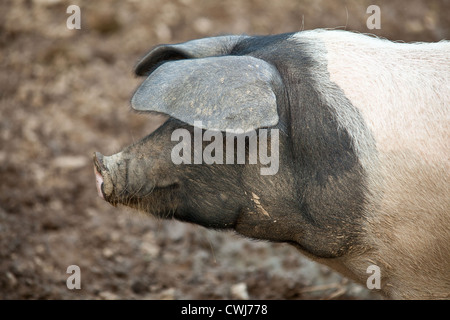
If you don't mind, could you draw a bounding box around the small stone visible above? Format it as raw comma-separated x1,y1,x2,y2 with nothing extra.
159,288,176,300
230,283,249,300
102,247,114,258
6,272,17,287
98,291,119,300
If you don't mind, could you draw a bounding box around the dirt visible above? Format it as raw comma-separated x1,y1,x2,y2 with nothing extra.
1,0,448,300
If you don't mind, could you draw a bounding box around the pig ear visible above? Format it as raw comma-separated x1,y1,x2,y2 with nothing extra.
134,35,245,76
131,55,283,133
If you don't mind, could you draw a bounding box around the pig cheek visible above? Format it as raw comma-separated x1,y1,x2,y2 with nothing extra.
127,160,151,194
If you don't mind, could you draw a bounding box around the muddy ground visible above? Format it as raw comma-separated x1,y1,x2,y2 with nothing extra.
1,0,449,300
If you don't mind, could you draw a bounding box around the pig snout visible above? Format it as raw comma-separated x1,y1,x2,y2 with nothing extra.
93,149,158,205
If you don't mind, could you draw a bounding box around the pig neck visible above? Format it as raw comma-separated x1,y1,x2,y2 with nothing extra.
232,126,366,259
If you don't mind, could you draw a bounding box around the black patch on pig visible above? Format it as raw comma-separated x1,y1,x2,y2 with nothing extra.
126,32,371,258
227,33,369,257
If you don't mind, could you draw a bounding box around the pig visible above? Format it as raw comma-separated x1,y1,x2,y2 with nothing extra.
93,29,450,299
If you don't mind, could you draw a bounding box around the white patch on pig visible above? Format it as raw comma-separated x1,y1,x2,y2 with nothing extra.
291,29,450,299
291,30,449,168
311,30,449,165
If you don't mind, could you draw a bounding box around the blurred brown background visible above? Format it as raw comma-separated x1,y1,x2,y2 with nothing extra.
1,0,449,299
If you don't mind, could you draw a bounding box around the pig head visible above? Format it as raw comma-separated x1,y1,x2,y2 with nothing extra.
93,30,450,299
